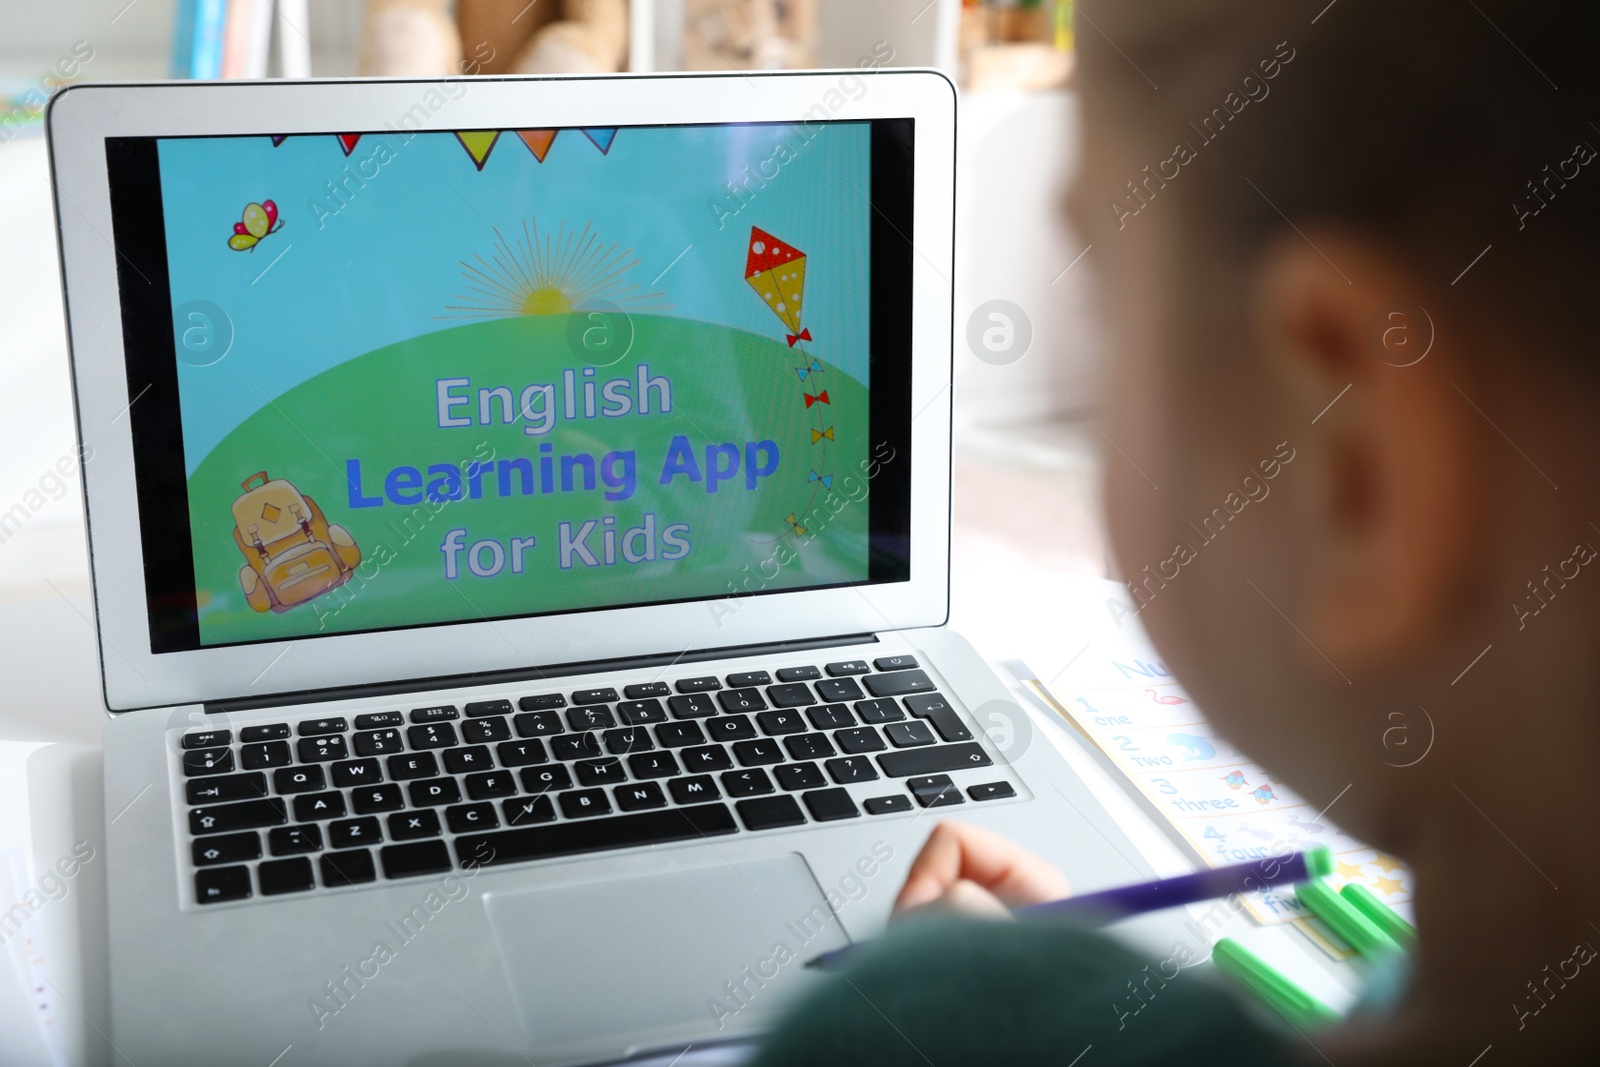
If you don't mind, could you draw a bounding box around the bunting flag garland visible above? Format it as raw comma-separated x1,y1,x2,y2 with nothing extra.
337,133,362,156
270,135,287,146
454,131,502,170
517,129,557,162
582,128,618,154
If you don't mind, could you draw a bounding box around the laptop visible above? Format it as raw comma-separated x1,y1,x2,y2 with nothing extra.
46,70,1149,1066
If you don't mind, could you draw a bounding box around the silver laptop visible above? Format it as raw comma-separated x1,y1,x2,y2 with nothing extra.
46,70,1146,1066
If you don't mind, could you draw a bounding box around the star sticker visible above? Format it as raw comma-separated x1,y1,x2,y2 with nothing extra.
1335,860,1366,882
1370,853,1405,875
1373,874,1405,896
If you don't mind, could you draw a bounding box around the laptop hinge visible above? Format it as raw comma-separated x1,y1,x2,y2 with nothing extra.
204,632,881,715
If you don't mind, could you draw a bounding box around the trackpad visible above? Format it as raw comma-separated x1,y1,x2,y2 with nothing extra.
484,854,850,1059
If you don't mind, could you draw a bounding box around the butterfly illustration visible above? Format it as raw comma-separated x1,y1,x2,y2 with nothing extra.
228,200,283,252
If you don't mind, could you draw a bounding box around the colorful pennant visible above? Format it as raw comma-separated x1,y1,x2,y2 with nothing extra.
518,129,557,161
455,130,502,170
582,128,618,154
270,135,287,146
337,134,362,156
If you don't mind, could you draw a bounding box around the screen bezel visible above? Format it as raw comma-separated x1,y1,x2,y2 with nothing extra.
48,71,955,712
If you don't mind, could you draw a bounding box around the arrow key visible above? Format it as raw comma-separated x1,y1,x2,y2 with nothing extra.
190,831,261,867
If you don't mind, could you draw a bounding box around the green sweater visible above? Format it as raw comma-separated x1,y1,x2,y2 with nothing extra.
750,918,1298,1067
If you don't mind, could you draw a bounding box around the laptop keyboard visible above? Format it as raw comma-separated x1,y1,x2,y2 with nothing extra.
176,655,1019,905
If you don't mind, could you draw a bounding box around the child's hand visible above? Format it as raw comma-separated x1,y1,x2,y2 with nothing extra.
892,821,1072,920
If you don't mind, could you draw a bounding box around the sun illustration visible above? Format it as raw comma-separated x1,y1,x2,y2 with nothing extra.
443,219,668,321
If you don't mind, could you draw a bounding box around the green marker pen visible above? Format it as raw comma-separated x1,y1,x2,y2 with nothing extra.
1213,938,1341,1028
1297,879,1403,958
1339,882,1418,946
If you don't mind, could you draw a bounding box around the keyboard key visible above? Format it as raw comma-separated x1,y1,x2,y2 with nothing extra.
617,699,668,725
628,751,680,779
240,740,292,770
815,677,865,703
354,712,403,730
503,795,556,826
575,758,628,786
455,804,737,866
733,739,784,766
775,762,825,791
380,840,452,879
874,655,920,672
706,716,757,742
756,709,808,735
551,734,602,760
293,791,346,821
864,795,913,815
520,765,574,794
765,683,814,708
406,723,458,750
718,688,767,713
854,699,904,725
624,681,671,699
328,817,382,849
682,745,733,772
560,788,613,819
654,721,706,748
878,743,993,778
195,865,252,903
566,706,615,731
297,735,348,763
464,699,514,718
835,727,885,754
784,733,837,761
726,671,771,688
181,729,232,750
603,727,654,755
353,728,404,757
410,705,459,723
513,711,564,737
908,774,964,808
667,693,718,719
572,687,619,705
803,787,861,822
269,824,324,855
969,781,1017,802
330,758,382,788
885,721,936,748
824,756,879,785
388,752,440,780
443,746,494,774
737,795,806,831
351,784,404,814
674,676,723,693
721,768,774,797
191,832,260,866
408,778,463,807
806,703,854,730
518,693,567,711
465,770,518,799
462,717,512,744
299,718,348,737
615,781,667,811
862,670,936,698
274,766,327,794
185,772,267,804
446,802,499,833
496,740,549,767
321,849,377,887
388,809,442,841
240,723,290,742
824,660,871,676
669,775,721,803
904,694,974,742
776,666,821,682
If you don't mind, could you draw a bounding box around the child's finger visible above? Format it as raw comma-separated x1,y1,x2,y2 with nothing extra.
893,821,1072,913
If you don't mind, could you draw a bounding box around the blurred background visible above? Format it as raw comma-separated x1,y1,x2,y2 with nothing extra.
0,0,1108,662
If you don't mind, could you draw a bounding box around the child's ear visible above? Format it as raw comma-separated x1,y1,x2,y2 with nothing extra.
1248,232,1479,674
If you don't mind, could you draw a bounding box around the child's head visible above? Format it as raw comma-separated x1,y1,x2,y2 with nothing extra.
1072,2,1600,853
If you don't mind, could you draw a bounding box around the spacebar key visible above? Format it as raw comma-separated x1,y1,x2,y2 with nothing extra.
456,803,738,866
878,743,993,777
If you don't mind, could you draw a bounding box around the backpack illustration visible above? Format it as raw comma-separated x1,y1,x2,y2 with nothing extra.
230,471,361,613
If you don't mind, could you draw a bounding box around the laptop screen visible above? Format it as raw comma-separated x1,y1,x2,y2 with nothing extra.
103,118,916,653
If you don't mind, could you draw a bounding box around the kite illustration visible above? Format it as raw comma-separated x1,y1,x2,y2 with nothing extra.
228,199,283,252
744,227,810,345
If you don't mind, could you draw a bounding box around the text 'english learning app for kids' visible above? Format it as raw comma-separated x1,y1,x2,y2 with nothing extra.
154,121,881,647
